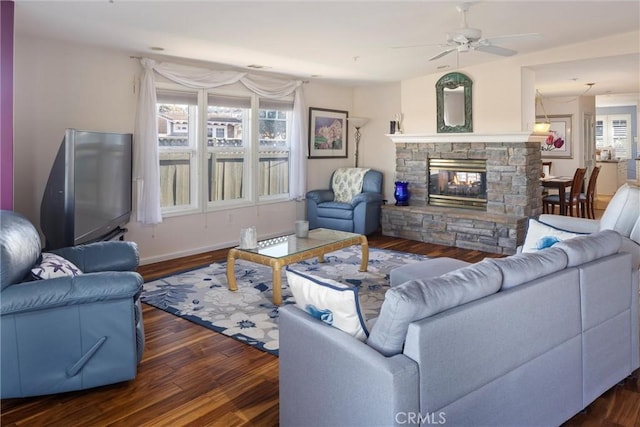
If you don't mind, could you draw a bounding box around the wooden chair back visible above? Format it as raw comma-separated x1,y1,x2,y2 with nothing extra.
585,166,600,218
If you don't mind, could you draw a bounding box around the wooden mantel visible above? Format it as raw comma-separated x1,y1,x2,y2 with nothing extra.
387,132,548,144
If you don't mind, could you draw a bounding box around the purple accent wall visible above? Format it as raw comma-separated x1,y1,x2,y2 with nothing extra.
0,1,14,210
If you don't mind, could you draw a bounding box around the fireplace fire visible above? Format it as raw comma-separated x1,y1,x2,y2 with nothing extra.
428,159,487,210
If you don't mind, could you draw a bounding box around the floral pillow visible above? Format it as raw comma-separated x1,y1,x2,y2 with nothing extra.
31,253,83,280
285,267,368,341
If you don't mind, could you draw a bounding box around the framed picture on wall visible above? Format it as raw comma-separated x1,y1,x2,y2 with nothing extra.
308,107,348,159
538,114,573,159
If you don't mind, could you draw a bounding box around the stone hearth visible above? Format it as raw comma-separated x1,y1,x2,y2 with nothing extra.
382,133,545,254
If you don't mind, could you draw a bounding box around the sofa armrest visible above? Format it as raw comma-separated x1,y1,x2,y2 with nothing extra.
620,236,640,270
538,214,600,234
52,241,139,273
279,305,419,427
305,189,334,204
1,271,143,315
350,191,383,207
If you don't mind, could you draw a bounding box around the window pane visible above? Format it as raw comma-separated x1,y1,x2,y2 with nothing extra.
158,103,193,148
157,92,198,211
259,99,291,198
207,94,250,201
207,94,249,148
159,152,191,207
207,151,244,201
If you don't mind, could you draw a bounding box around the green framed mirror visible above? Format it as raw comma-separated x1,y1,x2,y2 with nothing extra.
436,72,473,133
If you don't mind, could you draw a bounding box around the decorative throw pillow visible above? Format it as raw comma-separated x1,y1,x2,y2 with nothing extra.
285,267,368,341
31,252,83,280
521,218,586,253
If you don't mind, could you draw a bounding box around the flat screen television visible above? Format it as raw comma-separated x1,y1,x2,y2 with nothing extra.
41,129,133,250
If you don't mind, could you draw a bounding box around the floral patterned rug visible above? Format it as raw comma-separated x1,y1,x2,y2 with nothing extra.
141,246,427,356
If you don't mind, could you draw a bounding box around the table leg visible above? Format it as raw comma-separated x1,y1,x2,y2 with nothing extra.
226,249,238,291
272,262,283,306
359,236,369,272
559,186,567,215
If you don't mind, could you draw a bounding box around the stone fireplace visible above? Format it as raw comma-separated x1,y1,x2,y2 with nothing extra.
382,132,545,254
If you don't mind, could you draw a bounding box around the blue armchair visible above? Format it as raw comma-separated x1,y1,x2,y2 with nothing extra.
0,210,145,398
306,168,383,235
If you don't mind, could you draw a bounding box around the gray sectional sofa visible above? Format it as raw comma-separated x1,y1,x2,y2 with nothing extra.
280,228,639,427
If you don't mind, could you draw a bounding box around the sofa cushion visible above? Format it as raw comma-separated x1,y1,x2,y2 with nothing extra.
286,268,368,341
389,257,470,287
31,253,83,280
366,259,502,356
599,183,640,237
554,230,622,267
488,247,568,290
522,218,587,253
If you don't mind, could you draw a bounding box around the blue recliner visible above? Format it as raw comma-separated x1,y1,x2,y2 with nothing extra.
0,210,145,398
306,168,383,235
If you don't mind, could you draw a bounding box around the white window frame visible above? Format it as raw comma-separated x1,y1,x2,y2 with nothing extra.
258,98,293,203
596,114,632,159
156,84,200,217
156,85,292,217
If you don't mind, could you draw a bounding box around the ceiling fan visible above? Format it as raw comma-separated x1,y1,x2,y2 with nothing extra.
397,3,541,61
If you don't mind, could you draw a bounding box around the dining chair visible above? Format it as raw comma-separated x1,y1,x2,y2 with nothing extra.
542,167,586,216
541,161,553,197
578,166,601,219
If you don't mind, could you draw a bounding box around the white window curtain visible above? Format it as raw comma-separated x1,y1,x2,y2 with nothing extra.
134,58,307,225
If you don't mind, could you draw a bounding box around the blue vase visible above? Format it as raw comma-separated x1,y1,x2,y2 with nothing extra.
394,181,409,206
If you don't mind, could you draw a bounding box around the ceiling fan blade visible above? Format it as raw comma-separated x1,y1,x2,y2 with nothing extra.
428,48,457,61
481,33,541,45
474,44,517,57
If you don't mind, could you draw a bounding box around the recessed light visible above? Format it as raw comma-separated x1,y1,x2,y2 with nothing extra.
150,46,165,52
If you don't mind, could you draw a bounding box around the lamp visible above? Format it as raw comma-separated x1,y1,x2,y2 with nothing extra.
534,90,551,134
348,117,369,167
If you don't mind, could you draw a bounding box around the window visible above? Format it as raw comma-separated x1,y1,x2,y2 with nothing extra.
156,89,199,212
259,98,291,199
596,114,632,159
156,86,292,215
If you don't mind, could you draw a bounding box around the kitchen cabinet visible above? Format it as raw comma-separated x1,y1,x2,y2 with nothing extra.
596,160,627,196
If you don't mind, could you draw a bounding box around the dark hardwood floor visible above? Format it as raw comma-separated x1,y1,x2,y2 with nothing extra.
2,233,638,426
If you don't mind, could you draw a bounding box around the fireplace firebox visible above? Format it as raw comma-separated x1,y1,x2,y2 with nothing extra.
428,159,487,210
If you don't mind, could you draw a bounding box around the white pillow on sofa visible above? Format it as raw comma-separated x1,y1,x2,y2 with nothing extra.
31,252,83,280
522,218,587,253
285,268,368,341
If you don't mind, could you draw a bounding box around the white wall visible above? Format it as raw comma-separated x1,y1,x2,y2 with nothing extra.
14,36,138,228
353,83,401,202
13,36,355,264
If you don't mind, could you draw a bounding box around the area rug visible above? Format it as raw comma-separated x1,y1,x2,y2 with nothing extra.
141,246,427,356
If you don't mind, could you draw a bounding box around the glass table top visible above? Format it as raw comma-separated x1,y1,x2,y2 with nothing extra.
235,228,362,259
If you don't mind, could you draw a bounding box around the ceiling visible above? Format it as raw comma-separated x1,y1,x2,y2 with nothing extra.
12,0,640,104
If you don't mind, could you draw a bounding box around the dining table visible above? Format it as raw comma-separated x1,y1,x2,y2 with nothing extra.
540,176,574,215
